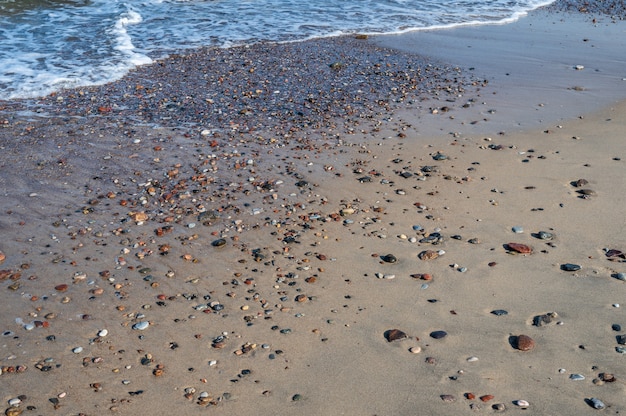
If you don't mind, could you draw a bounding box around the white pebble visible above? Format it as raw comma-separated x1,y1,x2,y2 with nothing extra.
614,304,620,308
23,323,35,331
467,356,479,362
409,346,421,354
209,360,217,366
72,347,83,354
8,398,21,407
437,250,446,256
98,329,108,337
514,399,529,408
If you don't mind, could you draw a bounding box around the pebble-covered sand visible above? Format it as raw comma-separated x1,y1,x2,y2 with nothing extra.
1,2,626,415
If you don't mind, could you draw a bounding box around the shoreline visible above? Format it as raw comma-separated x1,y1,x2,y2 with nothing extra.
1,3,626,415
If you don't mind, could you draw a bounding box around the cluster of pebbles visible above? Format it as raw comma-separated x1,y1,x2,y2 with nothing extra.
1,1,626,414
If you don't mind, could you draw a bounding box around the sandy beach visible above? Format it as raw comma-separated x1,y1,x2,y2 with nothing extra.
1,2,626,415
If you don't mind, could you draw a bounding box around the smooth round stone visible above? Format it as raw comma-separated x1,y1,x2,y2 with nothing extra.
409,346,422,354
612,324,622,331
514,400,529,408
23,323,35,331
412,225,423,231
211,238,226,247
561,263,581,272
98,329,108,337
72,346,83,354
491,309,508,316
430,330,447,340
614,273,626,281
132,321,149,331
385,329,407,342
515,334,535,351
8,398,21,407
512,226,524,233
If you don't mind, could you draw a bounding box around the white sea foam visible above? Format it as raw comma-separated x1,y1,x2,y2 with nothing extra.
0,0,555,100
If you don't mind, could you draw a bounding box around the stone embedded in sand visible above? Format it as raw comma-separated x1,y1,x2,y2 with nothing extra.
515,335,535,351
384,329,407,342
419,250,439,260
561,263,581,271
506,243,532,254
533,312,559,327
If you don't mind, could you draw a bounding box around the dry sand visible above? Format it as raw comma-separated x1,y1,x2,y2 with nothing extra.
1,5,626,416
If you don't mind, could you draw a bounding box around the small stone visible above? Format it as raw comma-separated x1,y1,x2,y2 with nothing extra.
291,394,303,402
614,273,626,281
467,356,479,362
514,399,530,408
512,226,524,233
589,398,605,410
409,346,421,354
600,373,616,382
572,179,588,187
5,408,23,416
491,309,508,316
533,312,559,327
0,251,5,264
506,243,532,254
132,321,149,331
440,394,455,402
612,324,622,331
385,329,407,342
430,330,447,339
381,254,397,263
480,395,495,402
536,231,554,240
570,373,585,381
419,250,439,260
515,335,535,351
561,263,581,271
492,403,506,411
212,238,226,247
72,347,83,354
97,329,108,337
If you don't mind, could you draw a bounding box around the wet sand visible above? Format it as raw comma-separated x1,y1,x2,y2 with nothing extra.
1,3,626,415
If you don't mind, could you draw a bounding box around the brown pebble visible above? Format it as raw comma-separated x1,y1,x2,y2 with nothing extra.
55,284,69,292
506,243,532,254
419,250,439,260
465,392,476,400
0,251,5,264
384,329,407,342
295,294,308,303
425,356,437,364
515,334,535,351
480,394,495,402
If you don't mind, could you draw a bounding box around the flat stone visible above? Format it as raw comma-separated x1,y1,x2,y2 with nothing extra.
589,398,605,410
440,394,455,402
385,329,407,342
512,226,524,233
491,309,508,316
561,263,581,271
506,243,532,254
381,254,397,263
515,334,535,351
533,312,558,327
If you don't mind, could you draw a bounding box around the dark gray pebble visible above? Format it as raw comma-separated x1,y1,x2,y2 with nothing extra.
212,238,227,247
561,263,581,271
382,254,397,263
612,324,622,331
430,330,447,339
491,309,508,316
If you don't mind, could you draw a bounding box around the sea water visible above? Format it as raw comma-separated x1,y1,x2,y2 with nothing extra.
0,0,554,100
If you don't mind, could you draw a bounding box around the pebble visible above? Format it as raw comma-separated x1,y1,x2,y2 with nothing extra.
385,329,407,342
440,394,455,402
419,250,439,260
612,324,621,331
381,254,397,263
97,329,108,337
8,398,21,407
589,398,605,410
514,334,535,351
132,321,150,330
72,346,83,354
537,231,554,240
376,273,396,279
561,263,581,271
506,243,532,254
533,311,558,327
430,330,447,339
513,399,530,408
570,373,585,381
512,226,524,233
491,309,508,316
614,273,626,281
467,356,479,362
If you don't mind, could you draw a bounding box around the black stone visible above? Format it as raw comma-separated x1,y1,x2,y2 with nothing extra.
430,330,448,339
491,309,508,316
